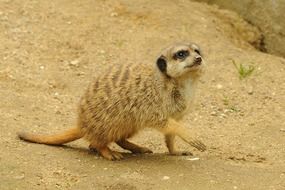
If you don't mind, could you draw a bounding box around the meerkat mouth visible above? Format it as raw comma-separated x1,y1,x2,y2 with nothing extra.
184,61,202,69
185,56,203,69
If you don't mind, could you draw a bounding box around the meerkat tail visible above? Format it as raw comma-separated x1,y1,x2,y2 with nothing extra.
17,127,83,145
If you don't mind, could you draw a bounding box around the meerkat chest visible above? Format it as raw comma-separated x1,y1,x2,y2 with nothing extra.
170,80,196,119
181,81,196,104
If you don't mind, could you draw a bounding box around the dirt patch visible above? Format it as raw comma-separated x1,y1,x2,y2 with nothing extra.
0,0,284,189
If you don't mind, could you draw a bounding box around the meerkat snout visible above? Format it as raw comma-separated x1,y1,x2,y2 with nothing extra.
194,56,202,65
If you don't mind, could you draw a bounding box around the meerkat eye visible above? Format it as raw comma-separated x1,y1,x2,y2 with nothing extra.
174,50,189,60
194,49,201,55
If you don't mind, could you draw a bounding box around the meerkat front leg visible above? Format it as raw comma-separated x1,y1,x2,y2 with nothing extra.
162,119,206,152
165,134,193,156
117,139,153,154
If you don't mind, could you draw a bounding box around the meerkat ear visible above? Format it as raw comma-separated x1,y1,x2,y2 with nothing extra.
156,57,167,73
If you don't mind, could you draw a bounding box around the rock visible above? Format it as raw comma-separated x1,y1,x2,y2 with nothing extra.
216,84,223,89
224,109,231,114
53,170,62,175
110,12,118,17
162,176,170,180
186,157,200,161
69,59,80,67
247,86,254,95
14,174,25,180
1,15,8,21
76,71,85,76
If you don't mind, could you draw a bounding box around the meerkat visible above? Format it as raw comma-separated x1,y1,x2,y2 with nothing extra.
18,42,206,160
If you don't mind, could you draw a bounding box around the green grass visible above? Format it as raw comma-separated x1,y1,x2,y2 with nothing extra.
113,40,125,47
222,95,240,113
222,95,229,106
232,60,255,79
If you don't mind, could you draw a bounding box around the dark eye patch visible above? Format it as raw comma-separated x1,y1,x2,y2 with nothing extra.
173,50,189,60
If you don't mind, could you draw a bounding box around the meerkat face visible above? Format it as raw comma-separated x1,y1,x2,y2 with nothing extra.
156,43,204,78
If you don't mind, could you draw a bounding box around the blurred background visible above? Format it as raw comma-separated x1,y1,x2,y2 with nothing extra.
197,0,285,57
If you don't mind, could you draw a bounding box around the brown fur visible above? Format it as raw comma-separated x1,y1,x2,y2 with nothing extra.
18,127,83,145
18,42,206,160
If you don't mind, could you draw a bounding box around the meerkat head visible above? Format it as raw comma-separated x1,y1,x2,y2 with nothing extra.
156,42,204,79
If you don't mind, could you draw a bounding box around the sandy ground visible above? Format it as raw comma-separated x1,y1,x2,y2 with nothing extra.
0,0,285,189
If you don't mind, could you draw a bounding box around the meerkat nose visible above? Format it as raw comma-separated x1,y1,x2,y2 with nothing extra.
194,56,202,64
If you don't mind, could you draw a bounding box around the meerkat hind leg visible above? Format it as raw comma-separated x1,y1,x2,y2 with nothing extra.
165,134,193,156
89,142,123,160
117,139,153,154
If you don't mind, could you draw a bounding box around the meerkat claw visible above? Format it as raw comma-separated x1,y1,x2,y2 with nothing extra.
135,147,153,154
190,140,206,151
170,151,193,156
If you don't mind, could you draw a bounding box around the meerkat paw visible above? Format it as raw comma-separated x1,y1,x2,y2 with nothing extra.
132,147,153,154
97,147,124,161
169,151,193,156
109,151,124,160
89,145,98,153
189,139,206,152
102,150,124,161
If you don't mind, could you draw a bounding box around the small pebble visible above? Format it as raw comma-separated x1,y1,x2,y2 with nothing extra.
224,109,231,114
162,176,170,180
77,71,85,76
110,12,118,17
216,84,223,89
69,59,79,67
186,157,200,161
14,174,25,180
210,111,217,116
247,87,254,95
